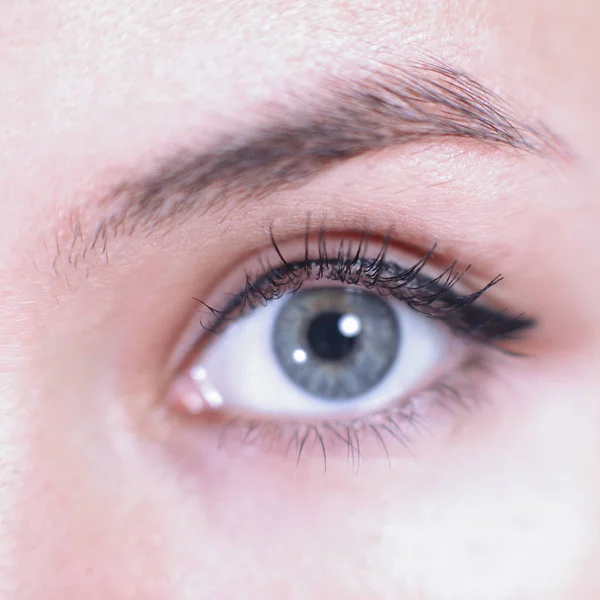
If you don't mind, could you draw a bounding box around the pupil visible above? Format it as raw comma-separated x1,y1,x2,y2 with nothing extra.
307,312,358,361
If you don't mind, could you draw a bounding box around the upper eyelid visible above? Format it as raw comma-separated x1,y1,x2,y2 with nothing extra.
195,242,535,343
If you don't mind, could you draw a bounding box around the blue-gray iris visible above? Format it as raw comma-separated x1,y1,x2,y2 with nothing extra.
272,287,400,399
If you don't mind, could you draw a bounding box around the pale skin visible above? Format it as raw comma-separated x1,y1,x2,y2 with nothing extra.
1,1,600,599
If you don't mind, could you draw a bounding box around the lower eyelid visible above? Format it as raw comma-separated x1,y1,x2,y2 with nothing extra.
166,342,494,469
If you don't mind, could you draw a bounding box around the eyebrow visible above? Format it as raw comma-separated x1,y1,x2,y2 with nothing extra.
85,59,566,247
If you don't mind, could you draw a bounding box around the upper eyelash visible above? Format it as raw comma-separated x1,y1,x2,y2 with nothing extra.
195,230,535,343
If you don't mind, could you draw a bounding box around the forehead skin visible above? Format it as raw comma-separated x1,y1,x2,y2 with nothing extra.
1,1,600,600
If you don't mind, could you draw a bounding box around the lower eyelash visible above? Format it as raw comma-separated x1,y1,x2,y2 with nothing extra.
210,352,493,473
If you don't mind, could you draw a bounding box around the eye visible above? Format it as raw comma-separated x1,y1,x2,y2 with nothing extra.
190,285,451,419
167,232,534,465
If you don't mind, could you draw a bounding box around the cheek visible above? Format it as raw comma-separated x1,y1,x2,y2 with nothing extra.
147,384,598,600
7,389,172,599
388,467,590,600
6,357,600,600
373,369,600,600
183,366,598,600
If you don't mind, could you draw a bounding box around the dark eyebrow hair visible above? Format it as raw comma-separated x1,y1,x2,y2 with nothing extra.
84,59,566,247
